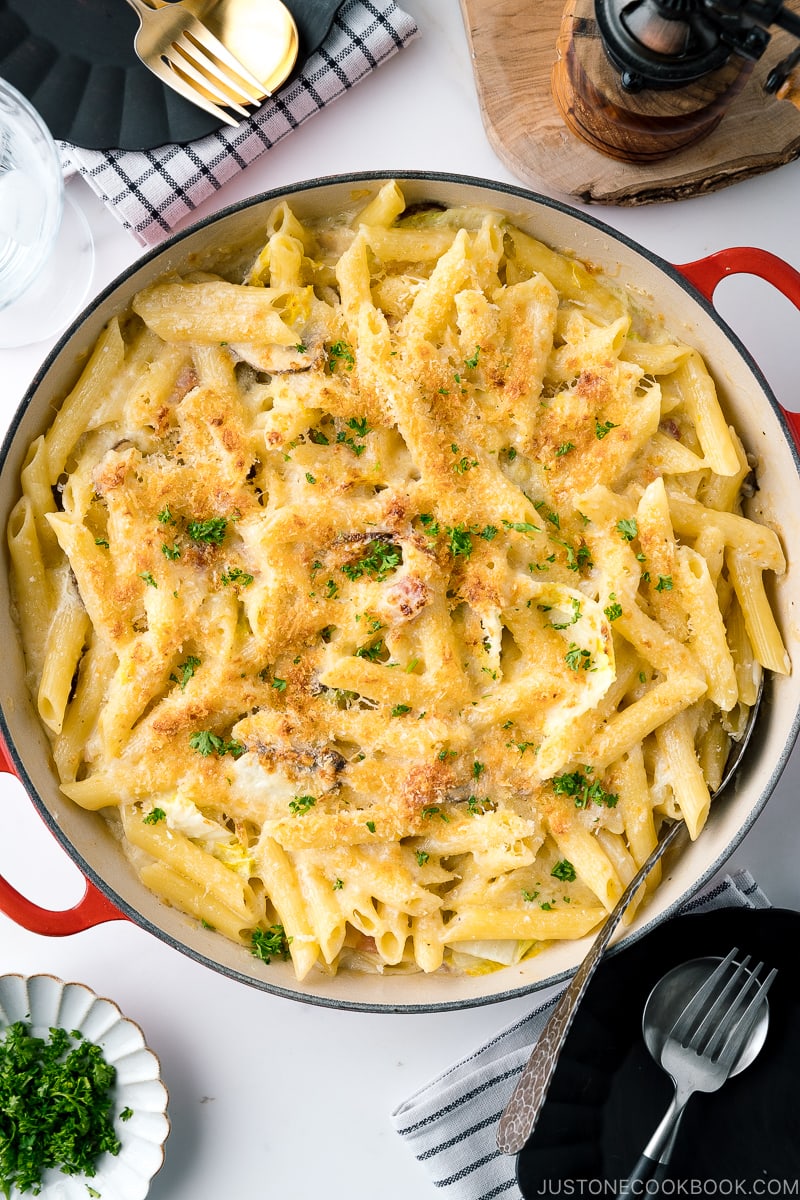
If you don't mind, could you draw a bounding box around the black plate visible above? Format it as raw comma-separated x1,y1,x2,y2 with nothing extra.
516,907,800,1195
0,0,342,151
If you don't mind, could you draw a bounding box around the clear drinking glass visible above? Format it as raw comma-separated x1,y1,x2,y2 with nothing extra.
0,76,94,349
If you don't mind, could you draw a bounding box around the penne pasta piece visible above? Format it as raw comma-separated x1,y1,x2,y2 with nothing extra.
45,319,125,481
140,860,257,944
727,549,791,675
124,808,260,924
677,546,738,711
354,179,407,228
37,581,91,735
410,910,446,974
253,835,320,980
545,809,624,912
443,904,607,944
673,351,740,476
132,281,301,346
655,709,711,840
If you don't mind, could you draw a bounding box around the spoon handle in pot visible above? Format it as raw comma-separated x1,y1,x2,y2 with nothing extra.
496,677,763,1157
495,819,684,1156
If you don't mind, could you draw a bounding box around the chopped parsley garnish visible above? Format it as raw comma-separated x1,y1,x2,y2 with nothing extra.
595,418,619,440
189,730,245,758
0,1022,122,1197
422,805,450,822
355,639,385,662
139,571,157,588
161,541,181,560
453,455,478,474
391,703,412,717
472,760,486,781
655,575,673,592
415,849,430,866
425,513,504,551
158,506,175,524
616,517,638,542
333,878,344,890
555,441,575,457
187,517,227,545
143,807,167,824
551,858,577,882
419,513,440,537
445,524,473,558
502,519,541,534
289,795,316,815
550,597,582,630
551,536,592,572
551,769,619,809
94,537,109,548
271,677,287,692
326,340,355,372
534,501,560,528
464,346,481,369
305,472,316,485
335,428,367,456
221,566,254,587
308,428,330,445
522,889,540,902
565,643,593,671
341,540,401,583
251,925,291,963
467,795,496,815
347,416,370,438
365,820,376,833
604,600,623,621
170,655,201,690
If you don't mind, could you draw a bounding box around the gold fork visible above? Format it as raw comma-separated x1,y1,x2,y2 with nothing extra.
122,0,270,127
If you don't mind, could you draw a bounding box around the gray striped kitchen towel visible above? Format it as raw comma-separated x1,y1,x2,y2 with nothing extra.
392,870,769,1200
62,1,417,247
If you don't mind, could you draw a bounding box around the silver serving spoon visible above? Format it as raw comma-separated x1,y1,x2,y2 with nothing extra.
496,676,764,1156
618,949,775,1190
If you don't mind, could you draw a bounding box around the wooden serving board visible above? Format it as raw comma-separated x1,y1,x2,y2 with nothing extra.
459,0,800,205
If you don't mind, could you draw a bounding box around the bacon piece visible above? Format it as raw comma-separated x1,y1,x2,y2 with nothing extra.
380,574,431,623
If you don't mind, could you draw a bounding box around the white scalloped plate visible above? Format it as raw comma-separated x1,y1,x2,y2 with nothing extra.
0,974,169,1200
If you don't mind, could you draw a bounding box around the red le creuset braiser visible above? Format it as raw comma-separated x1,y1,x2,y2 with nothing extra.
1,173,799,1012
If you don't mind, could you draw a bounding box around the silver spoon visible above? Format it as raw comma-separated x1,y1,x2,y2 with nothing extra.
496,676,764,1156
618,949,775,1190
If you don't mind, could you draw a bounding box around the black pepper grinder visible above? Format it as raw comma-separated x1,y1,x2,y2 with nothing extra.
551,0,800,163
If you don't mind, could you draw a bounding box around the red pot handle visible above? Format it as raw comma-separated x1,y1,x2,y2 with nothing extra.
0,734,126,935
677,247,800,449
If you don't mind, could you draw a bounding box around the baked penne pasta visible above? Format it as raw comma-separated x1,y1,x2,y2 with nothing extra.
7,181,789,983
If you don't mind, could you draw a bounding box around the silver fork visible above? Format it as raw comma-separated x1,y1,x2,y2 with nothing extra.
621,948,778,1191
122,0,267,128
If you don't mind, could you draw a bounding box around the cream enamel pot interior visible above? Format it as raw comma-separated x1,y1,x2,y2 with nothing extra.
1,172,800,1012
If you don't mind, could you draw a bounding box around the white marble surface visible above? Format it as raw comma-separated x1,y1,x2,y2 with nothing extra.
2,3,800,1198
